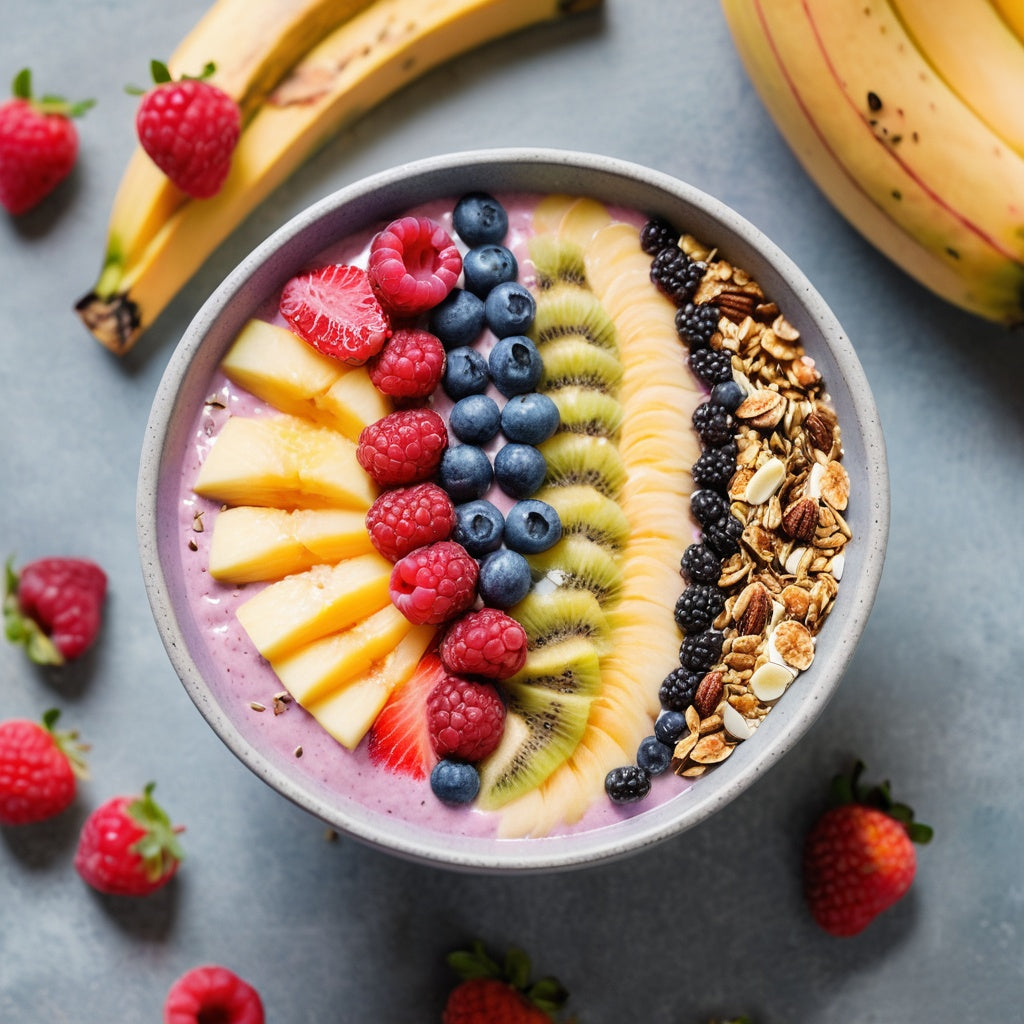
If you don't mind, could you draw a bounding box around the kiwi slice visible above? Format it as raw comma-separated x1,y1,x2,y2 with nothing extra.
539,337,623,392
533,484,630,552
529,236,587,288
506,637,603,697
527,534,623,605
511,587,612,654
547,385,624,439
530,285,618,353
476,683,591,810
539,432,628,498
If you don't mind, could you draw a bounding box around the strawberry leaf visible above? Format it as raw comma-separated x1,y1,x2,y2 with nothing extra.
127,782,185,880
504,946,532,990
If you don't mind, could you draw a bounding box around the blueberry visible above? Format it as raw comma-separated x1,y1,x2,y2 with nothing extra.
500,392,560,445
450,394,501,444
488,336,543,397
462,244,518,298
478,548,533,608
438,444,493,503
710,379,745,413
442,346,490,400
484,281,536,338
452,499,505,556
636,735,673,776
452,192,509,246
428,288,486,350
430,759,480,805
503,499,562,555
493,442,547,499
654,710,688,745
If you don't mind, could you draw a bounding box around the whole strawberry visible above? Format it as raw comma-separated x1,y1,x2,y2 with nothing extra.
133,60,240,198
443,941,570,1024
75,782,184,896
0,709,88,825
803,761,933,937
164,964,264,1024
5,555,107,665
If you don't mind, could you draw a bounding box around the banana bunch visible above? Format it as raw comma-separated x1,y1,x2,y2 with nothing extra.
720,0,1024,326
76,0,601,355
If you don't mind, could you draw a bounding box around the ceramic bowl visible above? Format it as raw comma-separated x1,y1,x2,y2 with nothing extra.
138,148,888,873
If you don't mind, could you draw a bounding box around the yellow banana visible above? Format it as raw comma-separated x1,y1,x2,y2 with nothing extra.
990,0,1024,46
95,0,378,306
720,0,1024,325
77,0,601,354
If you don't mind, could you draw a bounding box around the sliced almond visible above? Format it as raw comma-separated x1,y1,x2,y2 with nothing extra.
722,703,756,741
743,456,787,504
749,661,796,703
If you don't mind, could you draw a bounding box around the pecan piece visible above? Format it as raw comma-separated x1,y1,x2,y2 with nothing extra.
781,497,820,543
802,411,833,452
733,581,772,636
693,670,724,718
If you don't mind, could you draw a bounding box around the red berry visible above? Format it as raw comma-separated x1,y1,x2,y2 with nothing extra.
440,608,528,680
0,69,92,215
280,263,392,365
444,978,549,1024
356,408,448,488
367,652,447,780
135,62,240,198
0,709,87,825
367,327,446,400
389,541,478,625
803,762,932,936
74,782,184,896
367,215,461,316
5,555,107,665
164,965,264,1024
426,675,505,762
365,482,456,562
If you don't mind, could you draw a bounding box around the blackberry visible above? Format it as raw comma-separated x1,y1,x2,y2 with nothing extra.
692,445,737,493
674,584,725,633
690,487,727,528
659,666,702,712
689,346,734,387
639,217,678,255
680,542,722,585
650,246,706,306
675,302,721,350
704,512,744,557
679,629,725,674
605,764,651,804
692,402,735,448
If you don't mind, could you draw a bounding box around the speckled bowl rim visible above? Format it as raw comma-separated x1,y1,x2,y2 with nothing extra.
139,147,888,874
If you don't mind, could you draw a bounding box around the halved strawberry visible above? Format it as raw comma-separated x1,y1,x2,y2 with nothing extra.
367,651,446,780
279,263,392,364
367,216,462,317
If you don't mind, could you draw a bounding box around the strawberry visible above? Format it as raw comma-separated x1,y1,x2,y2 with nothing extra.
164,964,264,1024
443,941,570,1024
0,709,88,825
132,60,240,198
280,263,392,364
367,215,462,316
74,782,184,896
5,555,107,665
366,651,447,780
0,68,93,215
803,761,933,937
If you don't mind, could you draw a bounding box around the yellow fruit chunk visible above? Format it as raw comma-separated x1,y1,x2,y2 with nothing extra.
317,370,392,443
193,414,377,510
306,624,436,750
208,506,373,583
271,604,413,706
235,552,393,660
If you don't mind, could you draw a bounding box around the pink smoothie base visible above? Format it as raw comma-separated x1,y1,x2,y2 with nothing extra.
173,192,702,842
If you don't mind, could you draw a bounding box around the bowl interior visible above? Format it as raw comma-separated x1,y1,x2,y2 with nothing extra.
139,148,888,872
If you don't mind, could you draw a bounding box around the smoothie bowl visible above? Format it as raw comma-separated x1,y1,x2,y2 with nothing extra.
138,149,888,872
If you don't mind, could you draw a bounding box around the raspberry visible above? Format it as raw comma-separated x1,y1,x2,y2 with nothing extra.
365,482,456,562
389,540,478,625
426,675,506,762
367,215,462,316
5,555,107,664
440,608,528,680
0,709,86,825
673,584,725,634
367,327,446,400
679,629,725,674
356,408,448,488
164,965,264,1024
280,263,392,365
650,246,706,306
74,782,184,896
134,62,240,198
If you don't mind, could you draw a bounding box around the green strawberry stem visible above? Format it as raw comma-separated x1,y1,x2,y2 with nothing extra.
127,782,185,882
42,707,91,780
829,760,934,845
4,556,63,666
11,68,94,118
